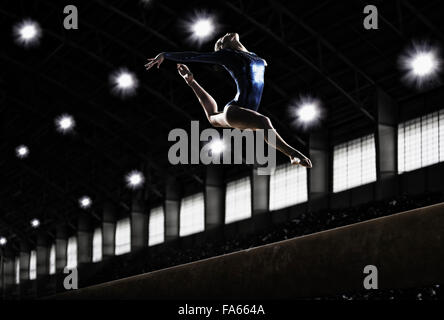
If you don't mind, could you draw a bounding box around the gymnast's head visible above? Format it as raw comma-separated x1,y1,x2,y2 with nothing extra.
214,32,247,52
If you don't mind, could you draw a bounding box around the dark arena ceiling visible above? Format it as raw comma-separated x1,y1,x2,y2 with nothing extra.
1,0,443,248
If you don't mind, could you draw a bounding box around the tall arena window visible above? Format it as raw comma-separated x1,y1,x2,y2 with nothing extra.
15,257,20,284
398,110,444,173
66,236,77,270
269,163,308,211
149,206,165,246
179,193,205,237
49,244,56,275
115,218,131,255
92,228,102,263
225,176,252,224
29,250,37,280
333,134,376,193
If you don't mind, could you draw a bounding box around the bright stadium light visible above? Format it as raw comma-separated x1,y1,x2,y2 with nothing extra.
55,114,75,133
210,139,225,154
297,103,319,123
15,145,29,159
117,73,134,89
79,196,92,209
400,42,441,88
193,18,214,39
183,11,218,45
125,170,145,189
111,69,139,97
0,237,7,246
13,19,42,47
30,218,40,228
410,52,437,76
289,96,322,128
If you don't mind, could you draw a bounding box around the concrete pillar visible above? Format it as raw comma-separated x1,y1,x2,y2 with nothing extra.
77,214,93,265
102,202,117,259
55,226,68,272
131,191,148,251
251,167,271,232
2,250,15,294
252,168,269,215
3,257,15,289
165,176,181,241
0,250,4,294
55,226,69,293
36,234,50,277
308,130,329,210
19,241,30,282
0,256,2,293
35,234,53,297
205,165,224,229
374,88,398,199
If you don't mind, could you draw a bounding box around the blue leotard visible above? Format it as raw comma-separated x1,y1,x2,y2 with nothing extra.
163,48,266,112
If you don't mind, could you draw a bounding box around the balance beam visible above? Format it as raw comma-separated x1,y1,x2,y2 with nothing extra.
54,202,444,299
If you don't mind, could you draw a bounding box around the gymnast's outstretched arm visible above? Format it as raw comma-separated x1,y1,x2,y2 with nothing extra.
145,50,232,70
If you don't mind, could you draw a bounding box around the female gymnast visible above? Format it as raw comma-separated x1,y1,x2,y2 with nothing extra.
145,32,312,168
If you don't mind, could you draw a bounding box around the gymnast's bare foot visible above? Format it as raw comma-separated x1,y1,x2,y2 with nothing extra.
290,156,312,168
177,64,194,85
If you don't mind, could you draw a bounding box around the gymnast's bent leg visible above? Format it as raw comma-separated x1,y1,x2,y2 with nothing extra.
177,64,230,128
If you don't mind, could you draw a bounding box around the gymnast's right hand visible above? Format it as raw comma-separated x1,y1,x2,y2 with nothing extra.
145,53,164,71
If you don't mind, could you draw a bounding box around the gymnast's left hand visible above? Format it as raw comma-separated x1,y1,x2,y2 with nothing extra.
145,53,164,71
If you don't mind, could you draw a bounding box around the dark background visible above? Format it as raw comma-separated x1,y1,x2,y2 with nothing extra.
1,0,444,301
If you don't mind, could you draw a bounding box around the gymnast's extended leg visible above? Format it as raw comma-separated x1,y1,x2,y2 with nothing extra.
222,105,311,167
